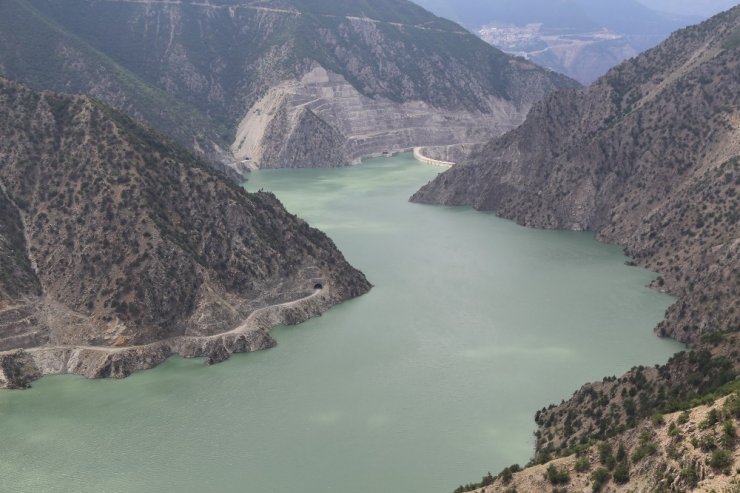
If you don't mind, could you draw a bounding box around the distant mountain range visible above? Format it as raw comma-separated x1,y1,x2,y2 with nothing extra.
0,0,575,172
413,0,698,33
412,0,715,83
639,0,739,17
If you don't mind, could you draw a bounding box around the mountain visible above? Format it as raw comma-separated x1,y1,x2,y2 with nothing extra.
458,390,740,492
639,0,739,17
0,77,370,389
415,9,740,491
0,0,576,173
413,0,702,84
413,0,691,33
413,6,739,345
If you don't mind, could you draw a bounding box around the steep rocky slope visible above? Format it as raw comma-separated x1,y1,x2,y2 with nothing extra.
532,333,739,457
0,77,370,389
411,9,740,489
0,0,576,172
0,0,238,177
413,6,740,345
460,391,740,493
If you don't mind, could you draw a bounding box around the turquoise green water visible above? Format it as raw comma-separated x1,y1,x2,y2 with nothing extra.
0,154,682,493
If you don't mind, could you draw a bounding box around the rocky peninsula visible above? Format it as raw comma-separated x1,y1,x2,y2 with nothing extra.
0,77,371,389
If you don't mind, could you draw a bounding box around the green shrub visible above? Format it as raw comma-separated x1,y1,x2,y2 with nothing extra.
572,443,590,457
453,472,495,493
574,457,590,473
546,464,570,485
724,420,737,438
598,441,615,469
481,473,494,487
723,27,740,49
666,444,681,460
699,434,717,452
631,442,658,463
598,442,611,463
708,449,733,470
497,464,521,485
680,465,699,488
613,461,630,484
668,422,682,438
616,444,627,462
723,393,740,419
590,467,610,492
700,409,720,429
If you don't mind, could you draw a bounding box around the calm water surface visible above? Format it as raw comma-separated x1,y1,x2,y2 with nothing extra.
0,154,682,493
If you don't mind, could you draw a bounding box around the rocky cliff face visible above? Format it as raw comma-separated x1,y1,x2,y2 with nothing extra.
0,77,370,388
413,7,740,345
0,0,577,172
230,66,525,170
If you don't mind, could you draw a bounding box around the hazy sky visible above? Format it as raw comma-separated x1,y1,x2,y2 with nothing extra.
414,0,738,22
637,0,738,17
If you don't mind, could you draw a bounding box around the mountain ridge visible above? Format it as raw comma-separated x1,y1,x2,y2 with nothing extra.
413,6,739,344
412,0,696,33
0,76,370,388
412,0,708,84
411,9,739,487
0,0,577,171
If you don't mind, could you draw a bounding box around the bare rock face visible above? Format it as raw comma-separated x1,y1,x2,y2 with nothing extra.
250,93,351,170
413,7,740,344
232,67,518,169
0,0,577,172
0,350,41,389
0,77,371,388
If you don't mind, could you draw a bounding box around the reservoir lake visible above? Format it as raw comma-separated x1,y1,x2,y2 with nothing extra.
0,154,683,493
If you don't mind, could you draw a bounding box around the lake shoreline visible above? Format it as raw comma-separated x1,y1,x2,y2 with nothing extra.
0,156,682,493
0,286,351,389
